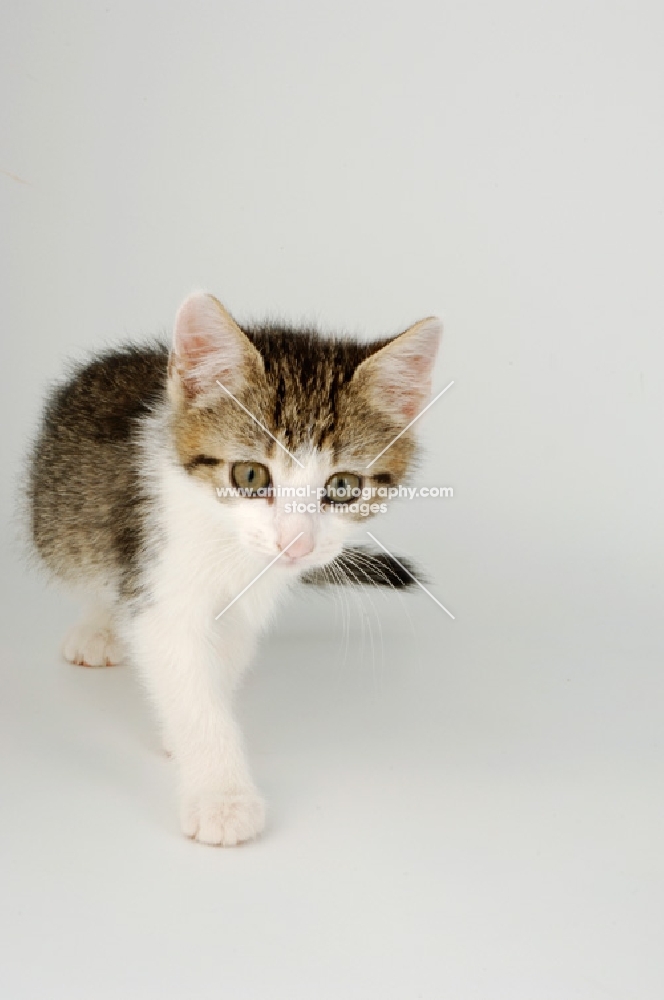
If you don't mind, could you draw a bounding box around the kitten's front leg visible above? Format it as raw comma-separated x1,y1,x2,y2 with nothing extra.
128,606,264,846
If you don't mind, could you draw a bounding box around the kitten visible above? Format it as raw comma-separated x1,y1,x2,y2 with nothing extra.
27,292,441,846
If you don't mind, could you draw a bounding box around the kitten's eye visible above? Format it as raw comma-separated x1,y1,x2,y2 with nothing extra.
231,461,271,496
324,472,363,502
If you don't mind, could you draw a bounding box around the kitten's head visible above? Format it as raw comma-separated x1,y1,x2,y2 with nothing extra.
167,292,441,571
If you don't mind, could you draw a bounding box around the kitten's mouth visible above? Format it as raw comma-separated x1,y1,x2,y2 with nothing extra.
273,545,335,571
276,553,314,569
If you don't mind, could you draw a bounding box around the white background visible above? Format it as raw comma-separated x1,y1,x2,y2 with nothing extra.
2,2,664,998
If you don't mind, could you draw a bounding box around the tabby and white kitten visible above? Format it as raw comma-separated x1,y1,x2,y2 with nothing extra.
28,292,441,846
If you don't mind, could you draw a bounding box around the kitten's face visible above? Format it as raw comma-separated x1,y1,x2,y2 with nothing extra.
168,293,441,571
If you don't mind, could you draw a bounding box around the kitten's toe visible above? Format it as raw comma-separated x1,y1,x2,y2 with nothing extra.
181,788,266,847
62,622,124,667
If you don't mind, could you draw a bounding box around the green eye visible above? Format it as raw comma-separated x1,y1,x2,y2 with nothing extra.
231,462,271,496
325,472,363,502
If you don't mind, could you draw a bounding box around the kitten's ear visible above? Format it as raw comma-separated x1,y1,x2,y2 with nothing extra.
352,317,442,423
168,292,263,404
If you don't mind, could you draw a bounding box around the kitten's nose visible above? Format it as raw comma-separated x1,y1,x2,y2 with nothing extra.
276,521,314,561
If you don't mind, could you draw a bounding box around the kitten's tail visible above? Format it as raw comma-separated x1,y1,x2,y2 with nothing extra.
301,545,421,590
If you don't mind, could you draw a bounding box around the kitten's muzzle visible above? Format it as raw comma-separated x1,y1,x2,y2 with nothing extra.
276,519,315,562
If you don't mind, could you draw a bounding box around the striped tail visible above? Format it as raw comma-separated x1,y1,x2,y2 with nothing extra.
301,545,421,590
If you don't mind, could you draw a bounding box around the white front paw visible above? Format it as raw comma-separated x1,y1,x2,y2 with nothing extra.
62,621,123,667
180,786,266,847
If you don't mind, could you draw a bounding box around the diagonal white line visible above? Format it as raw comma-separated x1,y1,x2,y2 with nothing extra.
365,380,455,469
366,531,455,619
216,380,305,468
215,533,304,620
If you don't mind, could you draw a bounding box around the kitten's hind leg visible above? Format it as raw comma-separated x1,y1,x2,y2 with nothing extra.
62,599,124,667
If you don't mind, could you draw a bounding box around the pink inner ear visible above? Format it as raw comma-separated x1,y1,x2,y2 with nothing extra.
172,293,245,395
380,375,432,421
370,319,441,422
181,332,217,362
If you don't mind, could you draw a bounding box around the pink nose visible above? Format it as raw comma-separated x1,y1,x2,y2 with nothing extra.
277,528,314,561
